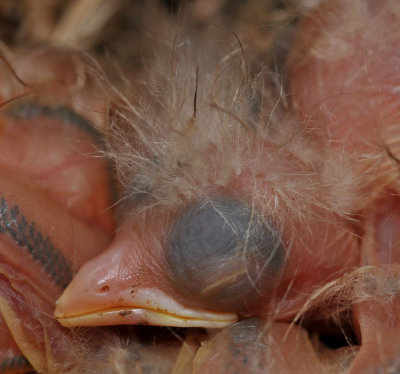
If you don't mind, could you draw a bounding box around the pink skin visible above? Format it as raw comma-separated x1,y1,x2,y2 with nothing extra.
0,316,32,374
0,48,108,131
345,198,400,373
0,170,112,373
289,0,400,153
288,0,400,372
348,267,400,374
0,48,114,234
374,198,400,265
0,110,114,234
192,321,332,373
0,49,115,373
0,159,112,372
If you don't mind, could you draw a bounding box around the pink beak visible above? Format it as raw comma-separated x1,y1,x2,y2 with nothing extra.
55,218,238,328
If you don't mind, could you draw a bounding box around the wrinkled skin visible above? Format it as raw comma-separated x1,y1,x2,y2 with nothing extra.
0,49,116,373
1,0,400,373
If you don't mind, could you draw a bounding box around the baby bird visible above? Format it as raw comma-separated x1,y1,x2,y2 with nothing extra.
55,0,400,372
55,1,361,328
1,0,399,372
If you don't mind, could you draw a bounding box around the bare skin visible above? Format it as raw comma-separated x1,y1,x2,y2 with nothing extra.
1,0,400,373
0,50,115,373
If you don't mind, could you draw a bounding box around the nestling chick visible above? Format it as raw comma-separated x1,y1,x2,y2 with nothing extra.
55,1,361,328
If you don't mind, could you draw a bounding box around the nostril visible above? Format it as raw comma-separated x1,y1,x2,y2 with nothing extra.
166,197,285,312
99,285,110,293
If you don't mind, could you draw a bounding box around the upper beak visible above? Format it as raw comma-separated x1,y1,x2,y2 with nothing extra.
54,224,238,328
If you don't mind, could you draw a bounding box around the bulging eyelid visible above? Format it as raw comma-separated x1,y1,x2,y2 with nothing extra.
5,101,103,143
0,197,73,288
166,196,284,312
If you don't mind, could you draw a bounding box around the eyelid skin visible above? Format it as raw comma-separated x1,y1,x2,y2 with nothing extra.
166,197,284,312
0,48,107,131
5,102,104,143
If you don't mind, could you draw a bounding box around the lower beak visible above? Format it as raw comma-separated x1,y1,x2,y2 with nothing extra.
55,287,238,328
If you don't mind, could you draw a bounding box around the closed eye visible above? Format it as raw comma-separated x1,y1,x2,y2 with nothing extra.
166,196,285,312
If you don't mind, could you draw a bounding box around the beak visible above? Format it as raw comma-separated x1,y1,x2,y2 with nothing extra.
55,224,238,328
